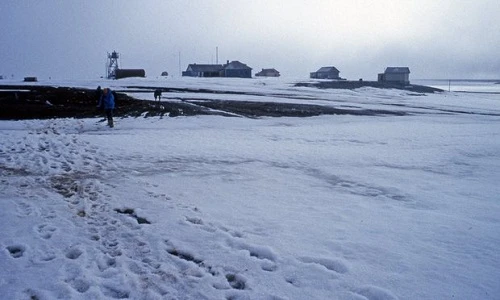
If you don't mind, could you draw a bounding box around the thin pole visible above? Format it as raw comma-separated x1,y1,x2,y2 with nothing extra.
448,80,451,92
216,46,218,64
178,51,181,77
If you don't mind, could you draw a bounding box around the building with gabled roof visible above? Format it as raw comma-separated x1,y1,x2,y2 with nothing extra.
310,66,341,79
378,67,410,85
182,60,253,78
182,64,224,77
221,60,252,78
255,68,280,77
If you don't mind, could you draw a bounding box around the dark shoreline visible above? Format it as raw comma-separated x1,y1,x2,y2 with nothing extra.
294,80,443,93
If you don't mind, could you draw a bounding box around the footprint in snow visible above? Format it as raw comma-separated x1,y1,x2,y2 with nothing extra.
6,244,26,258
225,273,247,290
70,278,91,293
101,285,130,299
35,224,57,239
33,244,57,263
15,201,36,217
65,247,84,260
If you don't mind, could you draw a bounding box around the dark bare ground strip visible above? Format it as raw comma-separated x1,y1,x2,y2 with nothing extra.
1,84,407,120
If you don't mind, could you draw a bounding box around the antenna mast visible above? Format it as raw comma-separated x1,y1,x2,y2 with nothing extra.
106,51,120,79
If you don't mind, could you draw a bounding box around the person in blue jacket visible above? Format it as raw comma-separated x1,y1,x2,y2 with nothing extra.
97,87,115,127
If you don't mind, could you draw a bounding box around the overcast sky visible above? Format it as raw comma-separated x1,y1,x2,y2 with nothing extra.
1,0,499,80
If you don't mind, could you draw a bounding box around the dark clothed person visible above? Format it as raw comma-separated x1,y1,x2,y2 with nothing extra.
97,88,115,127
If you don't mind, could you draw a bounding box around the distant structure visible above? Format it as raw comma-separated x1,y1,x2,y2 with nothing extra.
0,75,3,80
310,66,341,79
106,51,120,79
182,60,252,78
161,71,169,77
24,77,38,82
105,50,146,79
255,68,280,77
183,64,224,77
115,69,146,79
221,60,252,78
378,67,410,85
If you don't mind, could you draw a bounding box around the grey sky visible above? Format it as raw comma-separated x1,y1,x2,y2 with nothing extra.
1,0,499,80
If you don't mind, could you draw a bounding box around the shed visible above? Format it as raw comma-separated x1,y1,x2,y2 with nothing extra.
378,67,410,85
222,61,252,78
115,69,146,79
255,68,280,77
182,64,223,77
310,66,340,79
24,77,38,82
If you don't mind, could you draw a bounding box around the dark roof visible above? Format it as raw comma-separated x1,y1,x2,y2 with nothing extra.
316,66,339,73
256,68,279,73
255,68,280,76
187,64,223,72
385,67,410,74
224,61,252,70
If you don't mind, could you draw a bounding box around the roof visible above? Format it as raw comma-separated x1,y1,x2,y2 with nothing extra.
385,67,410,74
255,68,280,76
187,64,223,72
256,68,279,73
224,61,252,70
316,66,339,73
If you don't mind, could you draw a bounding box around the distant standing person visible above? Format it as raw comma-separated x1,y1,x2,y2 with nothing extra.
154,89,162,101
95,86,103,121
97,88,115,127
95,86,102,104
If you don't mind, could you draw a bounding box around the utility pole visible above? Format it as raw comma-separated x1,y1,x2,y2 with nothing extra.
178,51,181,77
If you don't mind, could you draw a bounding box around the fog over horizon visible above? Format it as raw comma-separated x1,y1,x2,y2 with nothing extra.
1,0,499,80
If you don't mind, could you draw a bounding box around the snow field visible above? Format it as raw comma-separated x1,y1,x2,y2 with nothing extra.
1,78,500,299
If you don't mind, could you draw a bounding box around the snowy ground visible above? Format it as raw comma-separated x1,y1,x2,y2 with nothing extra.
1,78,500,299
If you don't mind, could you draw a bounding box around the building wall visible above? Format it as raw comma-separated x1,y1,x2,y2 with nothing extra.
183,70,220,77
256,71,280,77
384,73,409,83
224,69,251,78
310,71,340,79
201,71,221,77
114,69,145,79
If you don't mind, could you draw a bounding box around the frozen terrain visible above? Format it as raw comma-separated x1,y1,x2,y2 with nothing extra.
1,77,500,299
